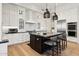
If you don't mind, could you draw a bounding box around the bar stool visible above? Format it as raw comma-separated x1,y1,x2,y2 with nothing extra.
44,36,61,56
58,33,67,50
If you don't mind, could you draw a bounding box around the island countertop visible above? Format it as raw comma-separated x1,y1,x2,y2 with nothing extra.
30,32,63,38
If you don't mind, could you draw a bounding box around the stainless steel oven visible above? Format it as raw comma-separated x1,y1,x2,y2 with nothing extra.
67,22,77,37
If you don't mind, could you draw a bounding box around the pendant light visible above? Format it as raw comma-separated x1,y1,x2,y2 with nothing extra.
53,3,58,20
43,3,50,18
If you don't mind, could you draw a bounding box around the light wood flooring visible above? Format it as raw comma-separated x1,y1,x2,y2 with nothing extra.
8,41,79,56
62,41,79,56
8,42,40,56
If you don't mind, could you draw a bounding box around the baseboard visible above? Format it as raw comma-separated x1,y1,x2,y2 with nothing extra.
8,41,30,47
68,40,79,44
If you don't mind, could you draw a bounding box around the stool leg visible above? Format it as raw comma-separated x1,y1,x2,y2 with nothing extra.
62,40,64,50
57,42,60,56
59,42,61,54
66,40,67,48
52,47,54,56
57,46,58,56
58,42,61,56
64,41,65,49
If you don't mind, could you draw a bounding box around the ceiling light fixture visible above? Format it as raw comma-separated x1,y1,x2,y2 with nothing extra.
52,3,58,21
43,3,50,18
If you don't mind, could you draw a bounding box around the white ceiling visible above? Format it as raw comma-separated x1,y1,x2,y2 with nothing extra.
15,3,79,13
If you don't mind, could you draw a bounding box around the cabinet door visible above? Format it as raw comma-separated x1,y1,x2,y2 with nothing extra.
2,4,10,26
25,9,30,21
0,43,8,56
2,4,18,26
30,35,36,50
35,37,42,53
9,4,18,26
19,33,30,42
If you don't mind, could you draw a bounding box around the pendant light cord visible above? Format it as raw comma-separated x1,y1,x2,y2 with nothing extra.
46,3,47,9
41,4,43,11
54,3,56,12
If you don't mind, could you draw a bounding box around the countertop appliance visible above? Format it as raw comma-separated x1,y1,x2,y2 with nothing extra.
2,26,18,34
8,28,18,33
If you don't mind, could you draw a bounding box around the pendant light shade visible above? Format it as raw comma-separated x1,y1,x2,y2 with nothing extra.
52,3,58,20
44,8,50,18
43,4,50,18
42,3,58,19
53,12,58,20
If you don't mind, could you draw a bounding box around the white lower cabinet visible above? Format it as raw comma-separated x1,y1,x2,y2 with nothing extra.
0,43,8,56
21,33,30,42
2,33,30,45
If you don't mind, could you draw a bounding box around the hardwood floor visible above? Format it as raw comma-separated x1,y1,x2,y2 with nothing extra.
8,41,79,56
61,41,79,56
8,42,40,56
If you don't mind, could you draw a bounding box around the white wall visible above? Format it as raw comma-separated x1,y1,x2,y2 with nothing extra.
0,3,2,41
43,18,52,33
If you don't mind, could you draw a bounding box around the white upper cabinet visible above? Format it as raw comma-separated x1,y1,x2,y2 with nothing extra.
2,3,44,32
2,4,18,26
2,4,10,26
9,4,18,26
2,4,27,32
25,9,30,21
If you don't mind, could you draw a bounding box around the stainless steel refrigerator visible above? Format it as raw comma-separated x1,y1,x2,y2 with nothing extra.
57,19,66,33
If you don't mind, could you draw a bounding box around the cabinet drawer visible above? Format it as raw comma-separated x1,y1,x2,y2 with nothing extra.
0,44,7,51
0,43,8,56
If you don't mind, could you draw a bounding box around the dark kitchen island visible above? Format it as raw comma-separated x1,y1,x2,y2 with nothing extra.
30,32,63,54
